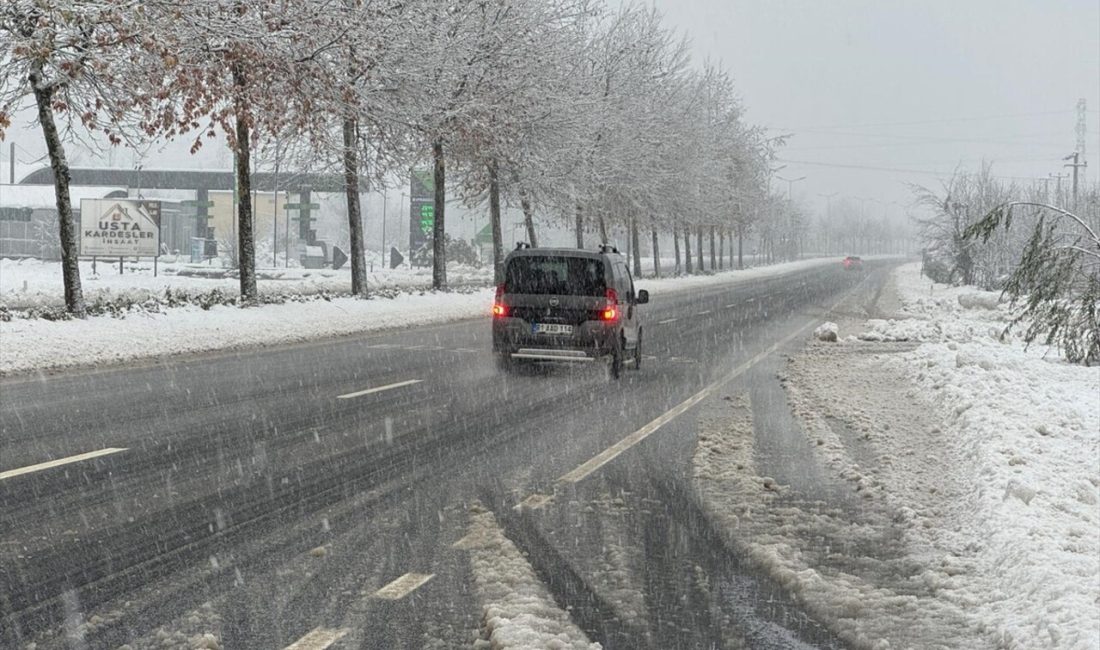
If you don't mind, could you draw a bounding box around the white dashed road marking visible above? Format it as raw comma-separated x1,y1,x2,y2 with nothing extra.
0,448,128,481
657,318,679,324
283,627,350,650
374,572,435,599
337,379,422,400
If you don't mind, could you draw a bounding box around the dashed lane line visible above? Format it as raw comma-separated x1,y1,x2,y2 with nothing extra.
0,447,128,481
337,379,422,400
283,627,350,650
657,318,679,324
374,572,435,600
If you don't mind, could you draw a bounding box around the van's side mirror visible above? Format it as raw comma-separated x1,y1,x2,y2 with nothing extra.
636,289,649,305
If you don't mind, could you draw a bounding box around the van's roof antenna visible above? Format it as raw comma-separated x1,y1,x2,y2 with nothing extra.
598,244,620,254
515,241,531,250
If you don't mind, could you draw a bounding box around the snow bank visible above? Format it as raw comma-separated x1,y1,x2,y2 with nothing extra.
457,504,601,650
0,288,493,375
694,263,1099,649
0,256,492,309
635,256,845,294
869,263,1100,649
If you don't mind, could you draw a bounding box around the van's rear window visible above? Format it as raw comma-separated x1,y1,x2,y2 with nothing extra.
504,256,606,296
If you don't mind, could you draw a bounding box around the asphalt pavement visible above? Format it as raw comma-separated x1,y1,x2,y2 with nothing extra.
0,259,897,649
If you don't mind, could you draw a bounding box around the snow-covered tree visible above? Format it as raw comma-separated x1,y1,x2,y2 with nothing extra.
139,0,340,301
966,200,1100,365
0,0,150,315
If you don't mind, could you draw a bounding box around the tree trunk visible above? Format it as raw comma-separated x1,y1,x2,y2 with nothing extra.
683,227,693,274
598,214,608,245
518,187,538,247
696,227,704,272
737,227,744,269
672,227,681,274
651,229,660,278
232,66,257,301
431,138,446,290
31,72,84,316
718,230,724,270
575,203,584,248
709,226,716,270
487,158,504,283
342,116,367,296
630,218,641,276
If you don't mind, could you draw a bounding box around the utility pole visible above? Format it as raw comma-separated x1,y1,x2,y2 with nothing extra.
818,192,838,254
1036,176,1052,202
272,136,280,268
776,175,805,260
1064,152,1087,209
1075,98,1087,187
8,142,14,185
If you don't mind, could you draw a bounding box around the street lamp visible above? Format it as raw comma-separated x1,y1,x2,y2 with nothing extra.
818,192,838,255
775,175,806,201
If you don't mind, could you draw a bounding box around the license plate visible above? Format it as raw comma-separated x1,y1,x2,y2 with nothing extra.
532,323,573,335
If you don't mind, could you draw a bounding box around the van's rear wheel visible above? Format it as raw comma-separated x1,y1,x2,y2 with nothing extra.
633,329,643,370
608,337,624,380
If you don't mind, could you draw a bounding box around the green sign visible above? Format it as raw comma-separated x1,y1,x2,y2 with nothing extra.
284,202,320,210
419,204,434,234
474,223,493,244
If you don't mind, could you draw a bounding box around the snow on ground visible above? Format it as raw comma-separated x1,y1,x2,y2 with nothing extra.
0,255,847,310
871,263,1100,649
0,256,848,375
0,254,492,309
634,256,842,294
0,287,495,376
694,262,1099,649
457,504,601,650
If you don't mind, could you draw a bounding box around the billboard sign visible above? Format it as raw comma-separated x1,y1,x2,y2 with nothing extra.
409,169,433,267
80,199,161,257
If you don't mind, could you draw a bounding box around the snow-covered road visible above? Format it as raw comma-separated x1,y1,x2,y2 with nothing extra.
0,257,845,375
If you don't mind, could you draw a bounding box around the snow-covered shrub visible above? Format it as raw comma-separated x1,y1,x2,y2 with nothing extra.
966,201,1100,365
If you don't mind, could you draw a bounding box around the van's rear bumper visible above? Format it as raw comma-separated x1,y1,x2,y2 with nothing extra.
492,318,616,358
509,349,596,362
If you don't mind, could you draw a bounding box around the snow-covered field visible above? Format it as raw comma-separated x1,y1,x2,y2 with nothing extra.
693,262,1100,649
0,257,844,375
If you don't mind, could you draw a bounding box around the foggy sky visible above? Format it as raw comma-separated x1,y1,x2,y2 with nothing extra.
4,1,1098,226
646,0,1100,218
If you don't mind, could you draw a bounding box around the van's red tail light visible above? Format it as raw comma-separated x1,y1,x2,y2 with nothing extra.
602,288,619,321
492,284,508,317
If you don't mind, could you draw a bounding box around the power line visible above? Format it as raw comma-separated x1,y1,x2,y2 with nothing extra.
781,129,1067,148
770,110,1074,132
775,157,1048,181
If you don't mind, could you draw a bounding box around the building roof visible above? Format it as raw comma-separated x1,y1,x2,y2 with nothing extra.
18,167,358,193
0,184,124,209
